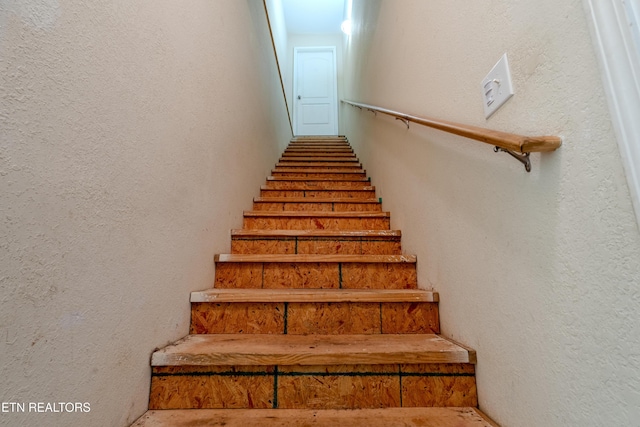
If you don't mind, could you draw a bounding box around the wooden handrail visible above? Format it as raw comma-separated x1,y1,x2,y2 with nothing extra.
263,0,293,135
342,100,562,154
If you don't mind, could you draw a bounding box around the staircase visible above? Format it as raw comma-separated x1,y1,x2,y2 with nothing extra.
132,136,498,426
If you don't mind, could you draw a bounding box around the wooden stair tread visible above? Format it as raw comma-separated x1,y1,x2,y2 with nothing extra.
286,143,350,146
276,162,362,167
279,157,359,162
291,136,347,139
288,141,349,144
132,408,497,427
272,168,364,173
244,211,389,218
151,334,476,366
286,147,352,150
191,288,438,303
253,197,379,204
282,153,356,156
285,146,353,149
286,145,352,148
215,254,416,263
231,229,399,237
284,150,354,153
267,176,370,182
260,185,374,191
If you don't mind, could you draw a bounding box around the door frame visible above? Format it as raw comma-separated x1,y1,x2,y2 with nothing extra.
584,0,640,229
292,46,339,136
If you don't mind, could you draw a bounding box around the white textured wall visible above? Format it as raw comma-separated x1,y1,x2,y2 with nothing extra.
0,1,290,426
343,1,640,426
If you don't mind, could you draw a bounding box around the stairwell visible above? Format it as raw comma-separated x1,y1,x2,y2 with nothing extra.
131,136,498,426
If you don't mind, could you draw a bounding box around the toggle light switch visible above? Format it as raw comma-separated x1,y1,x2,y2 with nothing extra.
481,53,514,119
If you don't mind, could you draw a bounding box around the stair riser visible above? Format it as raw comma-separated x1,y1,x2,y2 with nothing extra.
149,364,477,410
279,158,360,163
260,190,376,199
272,172,366,179
252,202,381,212
291,138,347,142
282,154,356,158
266,181,371,190
243,217,390,230
214,262,417,289
190,302,439,335
275,163,363,170
282,154,356,160
286,146,351,150
231,238,400,255
284,146,353,153
287,144,350,147
282,155,357,160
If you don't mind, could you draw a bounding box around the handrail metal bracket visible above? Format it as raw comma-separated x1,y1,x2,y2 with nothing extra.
493,146,531,172
367,108,377,116
395,117,410,129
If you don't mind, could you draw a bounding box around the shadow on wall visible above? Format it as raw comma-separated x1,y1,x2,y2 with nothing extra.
343,0,382,102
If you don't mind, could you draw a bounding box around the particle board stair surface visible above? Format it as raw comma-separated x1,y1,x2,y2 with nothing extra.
230,229,400,254
132,136,497,426
131,408,498,427
242,211,390,230
279,157,360,163
275,161,363,169
260,186,377,199
190,288,438,303
251,197,382,212
151,334,475,366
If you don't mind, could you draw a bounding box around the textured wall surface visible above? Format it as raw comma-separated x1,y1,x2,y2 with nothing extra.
0,0,290,425
342,0,640,426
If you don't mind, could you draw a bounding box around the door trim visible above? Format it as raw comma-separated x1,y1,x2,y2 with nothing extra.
293,46,339,136
584,0,640,229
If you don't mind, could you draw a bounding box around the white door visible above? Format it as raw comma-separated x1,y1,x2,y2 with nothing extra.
293,47,338,136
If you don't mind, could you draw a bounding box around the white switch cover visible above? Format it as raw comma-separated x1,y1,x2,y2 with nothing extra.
481,53,514,119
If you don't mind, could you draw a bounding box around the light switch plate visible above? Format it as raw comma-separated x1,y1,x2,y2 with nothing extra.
481,53,514,119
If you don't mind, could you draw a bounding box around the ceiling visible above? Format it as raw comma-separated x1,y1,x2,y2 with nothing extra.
281,0,346,34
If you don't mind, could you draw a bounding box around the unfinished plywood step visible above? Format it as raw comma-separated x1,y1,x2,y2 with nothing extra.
243,211,390,230
285,146,353,151
231,229,400,255
290,139,348,144
283,151,355,156
191,288,436,303
275,162,363,169
291,135,347,139
282,153,356,158
214,254,417,289
216,253,415,263
149,362,477,410
290,138,348,142
132,408,497,427
272,169,366,179
260,186,376,199
152,334,475,367
288,139,349,143
252,197,381,213
286,144,352,149
284,150,354,155
148,334,476,409
279,157,360,163
266,177,371,190
189,288,439,335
